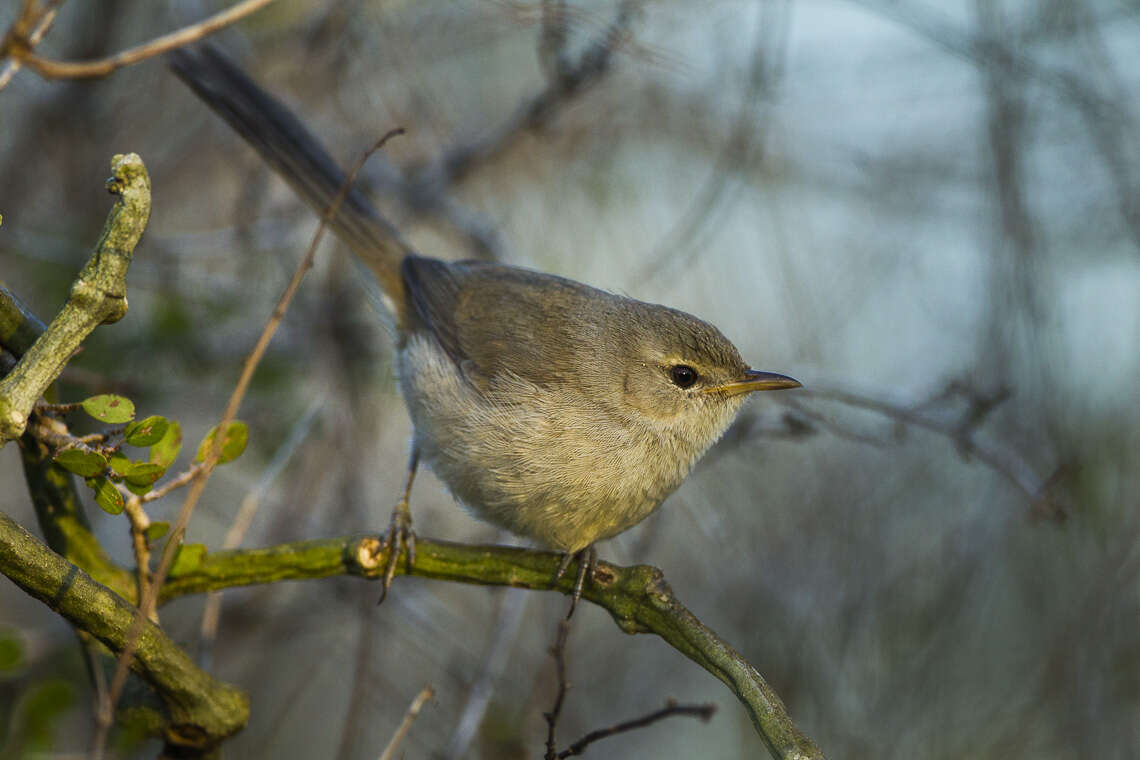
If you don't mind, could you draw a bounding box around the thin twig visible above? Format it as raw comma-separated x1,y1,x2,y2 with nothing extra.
140,462,205,504
543,618,572,760
0,0,64,91
795,386,1050,504
18,0,275,80
120,495,152,612
91,127,405,759
558,699,717,758
377,685,435,760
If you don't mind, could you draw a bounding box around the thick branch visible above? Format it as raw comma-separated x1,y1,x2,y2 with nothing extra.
159,535,825,760
18,433,136,602
0,153,150,443
0,511,248,751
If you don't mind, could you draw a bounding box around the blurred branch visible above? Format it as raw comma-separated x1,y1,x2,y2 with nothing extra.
7,0,275,82
0,511,249,754
389,0,637,259
0,286,48,357
0,0,62,91
792,384,1062,516
0,153,149,444
377,685,435,760
855,0,1140,253
158,535,826,760
642,2,788,281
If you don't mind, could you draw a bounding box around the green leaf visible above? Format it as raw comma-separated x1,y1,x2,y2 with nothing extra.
195,420,249,464
150,420,182,468
144,521,170,542
108,451,131,478
170,543,207,575
54,448,108,477
0,627,26,673
124,462,165,487
124,415,168,447
85,476,124,514
80,394,135,424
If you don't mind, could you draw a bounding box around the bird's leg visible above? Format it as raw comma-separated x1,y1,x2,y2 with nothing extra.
553,545,597,619
378,446,420,604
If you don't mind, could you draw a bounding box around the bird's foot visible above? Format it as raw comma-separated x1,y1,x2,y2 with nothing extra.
553,546,597,619
377,500,416,604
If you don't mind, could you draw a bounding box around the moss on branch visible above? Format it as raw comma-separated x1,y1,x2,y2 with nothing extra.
0,511,249,751
0,153,149,443
160,535,825,760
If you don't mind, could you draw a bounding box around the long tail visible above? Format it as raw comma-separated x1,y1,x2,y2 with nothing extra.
169,44,411,318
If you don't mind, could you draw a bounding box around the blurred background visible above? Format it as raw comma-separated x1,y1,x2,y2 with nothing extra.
2,0,1139,757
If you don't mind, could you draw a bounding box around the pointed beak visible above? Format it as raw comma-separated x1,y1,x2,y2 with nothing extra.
704,369,802,397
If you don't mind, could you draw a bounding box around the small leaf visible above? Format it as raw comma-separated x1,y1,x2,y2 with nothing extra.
124,462,165,487
195,421,249,464
144,522,170,542
124,415,168,447
150,420,182,468
170,543,207,575
80,394,135,424
54,448,108,478
85,476,124,514
107,451,131,478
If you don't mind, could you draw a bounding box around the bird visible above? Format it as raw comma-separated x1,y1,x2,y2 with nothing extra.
169,45,800,608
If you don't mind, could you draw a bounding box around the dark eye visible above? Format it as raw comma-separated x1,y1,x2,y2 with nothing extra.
669,364,699,389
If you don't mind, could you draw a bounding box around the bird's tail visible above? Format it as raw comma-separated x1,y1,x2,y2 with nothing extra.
168,44,410,317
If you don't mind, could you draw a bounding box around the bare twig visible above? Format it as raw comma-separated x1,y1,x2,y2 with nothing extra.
543,618,573,760
558,699,716,758
93,127,405,759
377,685,435,760
0,0,64,91
140,462,206,504
793,385,1059,514
121,495,153,611
16,0,276,81
541,612,716,758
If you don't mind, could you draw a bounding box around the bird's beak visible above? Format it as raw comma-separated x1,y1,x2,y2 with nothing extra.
704,369,802,397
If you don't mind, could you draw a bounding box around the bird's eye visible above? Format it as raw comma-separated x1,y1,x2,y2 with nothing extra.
669,364,699,389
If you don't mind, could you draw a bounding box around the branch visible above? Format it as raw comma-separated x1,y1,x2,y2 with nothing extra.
0,153,149,444
158,535,826,760
17,432,136,602
0,510,248,752
558,699,716,758
15,0,275,80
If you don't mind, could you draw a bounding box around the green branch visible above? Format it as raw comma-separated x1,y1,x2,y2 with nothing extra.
18,431,136,603
160,535,825,760
0,510,248,751
0,153,150,444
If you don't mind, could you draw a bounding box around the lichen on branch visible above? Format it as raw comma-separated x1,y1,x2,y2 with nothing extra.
0,153,150,443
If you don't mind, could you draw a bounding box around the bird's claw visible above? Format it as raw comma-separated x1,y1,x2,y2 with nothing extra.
377,502,415,604
553,546,597,619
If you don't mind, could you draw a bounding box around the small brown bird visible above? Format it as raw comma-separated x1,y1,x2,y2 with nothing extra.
170,46,800,605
